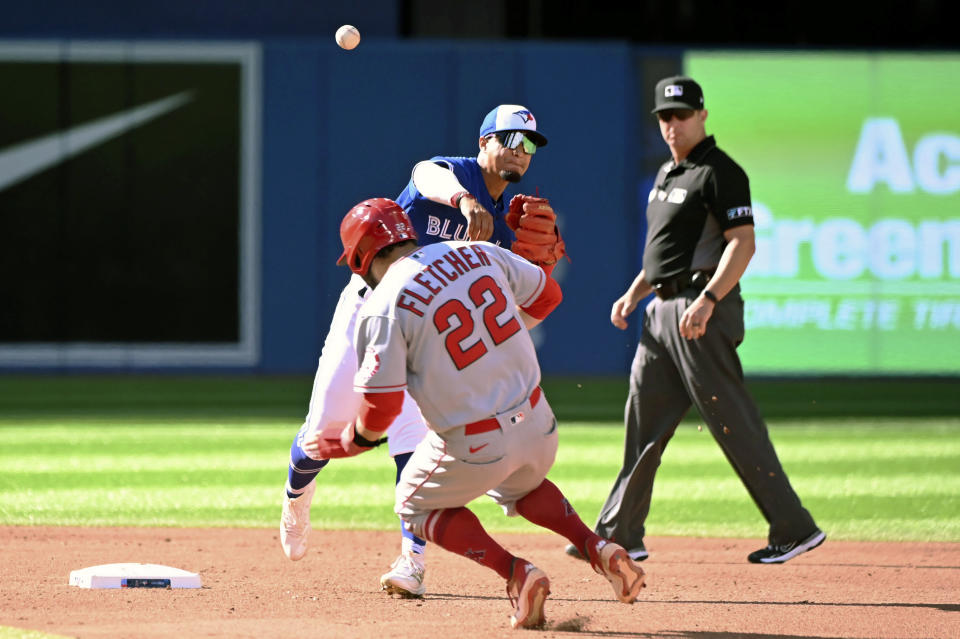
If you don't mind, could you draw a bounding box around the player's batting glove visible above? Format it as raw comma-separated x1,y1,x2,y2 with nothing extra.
338,421,386,458
506,194,569,268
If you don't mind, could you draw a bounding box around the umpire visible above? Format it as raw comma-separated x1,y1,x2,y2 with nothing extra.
569,76,824,564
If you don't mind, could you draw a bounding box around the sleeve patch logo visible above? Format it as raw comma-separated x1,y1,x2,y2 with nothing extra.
667,188,687,203
359,346,381,378
726,206,753,220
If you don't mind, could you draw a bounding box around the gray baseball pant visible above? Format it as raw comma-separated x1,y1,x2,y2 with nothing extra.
594,286,818,548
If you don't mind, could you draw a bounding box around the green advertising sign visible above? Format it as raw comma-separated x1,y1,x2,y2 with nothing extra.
685,52,960,373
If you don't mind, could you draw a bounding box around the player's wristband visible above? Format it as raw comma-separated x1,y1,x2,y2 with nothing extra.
702,289,719,303
352,429,384,448
450,190,471,208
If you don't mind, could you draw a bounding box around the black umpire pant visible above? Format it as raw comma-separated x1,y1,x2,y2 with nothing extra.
594,285,818,548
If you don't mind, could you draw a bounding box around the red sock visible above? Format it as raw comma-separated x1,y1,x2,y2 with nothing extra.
515,479,601,556
422,507,515,579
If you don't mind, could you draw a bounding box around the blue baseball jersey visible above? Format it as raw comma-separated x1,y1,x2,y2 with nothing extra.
395,156,516,248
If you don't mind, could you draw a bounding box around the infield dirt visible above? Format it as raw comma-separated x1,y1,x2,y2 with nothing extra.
2,526,958,638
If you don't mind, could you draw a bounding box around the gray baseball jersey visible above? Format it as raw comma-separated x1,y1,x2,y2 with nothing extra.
353,241,547,432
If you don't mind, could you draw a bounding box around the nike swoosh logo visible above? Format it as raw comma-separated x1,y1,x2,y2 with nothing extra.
0,91,194,193
469,444,489,454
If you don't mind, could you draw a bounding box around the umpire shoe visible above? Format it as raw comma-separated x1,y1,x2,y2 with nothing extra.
380,551,426,598
748,529,826,564
280,480,316,561
506,559,550,629
586,539,646,604
565,541,648,562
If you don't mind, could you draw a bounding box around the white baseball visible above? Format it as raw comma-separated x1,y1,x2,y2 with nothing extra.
335,25,361,50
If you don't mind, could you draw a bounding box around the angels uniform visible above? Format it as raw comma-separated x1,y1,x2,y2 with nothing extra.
353,241,560,537
281,273,429,565
295,274,427,458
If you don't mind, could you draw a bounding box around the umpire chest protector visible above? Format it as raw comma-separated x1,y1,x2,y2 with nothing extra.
642,135,754,287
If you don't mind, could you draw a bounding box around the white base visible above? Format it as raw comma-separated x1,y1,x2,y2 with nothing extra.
69,563,202,589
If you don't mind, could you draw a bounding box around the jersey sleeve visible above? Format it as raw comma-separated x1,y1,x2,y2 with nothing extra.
520,275,561,319
433,156,467,183
302,277,366,432
357,391,404,433
707,159,754,230
353,314,408,394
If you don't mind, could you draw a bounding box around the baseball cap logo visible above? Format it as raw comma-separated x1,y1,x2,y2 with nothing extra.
664,84,684,97
513,109,535,125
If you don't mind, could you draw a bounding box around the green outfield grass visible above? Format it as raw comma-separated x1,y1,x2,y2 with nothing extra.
1,376,958,541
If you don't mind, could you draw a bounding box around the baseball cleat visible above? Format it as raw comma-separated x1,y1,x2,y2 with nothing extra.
506,559,550,629
587,539,646,604
748,529,826,564
566,542,648,562
280,480,315,561
380,552,426,597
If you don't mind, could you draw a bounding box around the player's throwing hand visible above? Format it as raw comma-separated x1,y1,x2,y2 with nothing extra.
457,193,494,241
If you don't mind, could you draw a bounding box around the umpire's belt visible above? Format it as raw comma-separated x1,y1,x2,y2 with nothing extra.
653,270,714,300
464,387,542,435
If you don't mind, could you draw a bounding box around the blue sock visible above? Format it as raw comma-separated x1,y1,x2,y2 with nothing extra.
286,424,329,498
394,452,426,552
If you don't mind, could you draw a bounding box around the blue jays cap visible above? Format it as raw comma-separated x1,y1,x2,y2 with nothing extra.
479,104,548,147
651,76,704,113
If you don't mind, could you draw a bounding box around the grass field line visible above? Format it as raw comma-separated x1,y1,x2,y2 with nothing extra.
4,475,957,509
558,476,960,498
1,448,954,474
3,468,957,500
4,424,957,457
0,454,290,473
0,424,290,441
559,442,960,464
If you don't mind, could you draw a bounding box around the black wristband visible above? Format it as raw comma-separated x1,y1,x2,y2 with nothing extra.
702,289,719,303
451,190,471,208
352,429,384,448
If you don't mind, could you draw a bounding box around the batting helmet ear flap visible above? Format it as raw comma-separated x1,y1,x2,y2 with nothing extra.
337,198,418,276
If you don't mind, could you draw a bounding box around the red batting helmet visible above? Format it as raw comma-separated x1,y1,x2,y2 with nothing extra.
336,198,418,276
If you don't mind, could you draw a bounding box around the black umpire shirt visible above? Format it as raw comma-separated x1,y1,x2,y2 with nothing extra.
642,135,754,285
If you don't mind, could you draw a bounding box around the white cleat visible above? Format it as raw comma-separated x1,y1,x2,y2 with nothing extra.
506,560,550,629
380,552,426,597
280,480,316,561
588,539,646,603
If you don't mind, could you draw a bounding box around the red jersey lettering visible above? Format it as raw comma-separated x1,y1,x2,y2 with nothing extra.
471,245,492,266
458,246,481,269
412,272,442,295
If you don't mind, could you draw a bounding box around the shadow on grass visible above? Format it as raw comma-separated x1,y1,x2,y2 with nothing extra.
1,375,959,421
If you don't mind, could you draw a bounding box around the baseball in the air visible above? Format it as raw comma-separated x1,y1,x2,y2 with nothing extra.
336,25,361,50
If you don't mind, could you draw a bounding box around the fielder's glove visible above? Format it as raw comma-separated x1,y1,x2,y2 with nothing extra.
506,194,568,267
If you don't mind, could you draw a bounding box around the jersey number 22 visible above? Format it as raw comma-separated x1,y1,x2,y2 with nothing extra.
432,275,521,370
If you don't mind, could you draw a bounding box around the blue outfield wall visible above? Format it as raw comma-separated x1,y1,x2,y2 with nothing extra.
259,39,652,374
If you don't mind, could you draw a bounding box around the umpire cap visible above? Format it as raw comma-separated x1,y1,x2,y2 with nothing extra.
337,198,418,276
651,76,705,113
